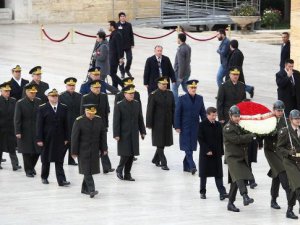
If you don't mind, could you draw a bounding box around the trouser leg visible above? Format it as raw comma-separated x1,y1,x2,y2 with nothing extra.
215,177,226,194
117,156,128,174
110,64,123,88
228,182,238,203
101,154,112,171
236,179,248,196
84,174,95,193
41,162,50,179
124,156,134,177
124,49,133,72
152,149,159,165
200,177,207,194
55,162,66,184
184,150,196,171
9,152,19,168
32,154,39,171
271,176,280,199
22,153,32,174
278,171,294,206
157,146,167,166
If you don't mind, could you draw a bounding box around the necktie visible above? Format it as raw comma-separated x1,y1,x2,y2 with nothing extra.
53,106,57,113
157,58,162,76
296,128,300,138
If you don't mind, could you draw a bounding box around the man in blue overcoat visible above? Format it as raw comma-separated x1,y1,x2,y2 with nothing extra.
174,80,206,174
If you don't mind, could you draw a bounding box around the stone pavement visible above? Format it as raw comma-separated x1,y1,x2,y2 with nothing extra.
0,24,297,225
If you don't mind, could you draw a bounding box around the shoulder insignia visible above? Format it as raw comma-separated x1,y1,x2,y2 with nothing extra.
10,97,16,101
95,115,101,118
151,90,158,95
39,103,46,107
36,97,41,100
133,99,139,103
60,103,67,107
83,94,89,97
76,116,83,120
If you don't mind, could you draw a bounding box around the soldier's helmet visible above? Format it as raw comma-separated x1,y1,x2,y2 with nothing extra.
273,100,285,111
289,109,300,119
229,105,240,116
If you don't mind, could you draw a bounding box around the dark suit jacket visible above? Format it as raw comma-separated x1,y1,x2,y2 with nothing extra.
226,48,245,83
276,69,300,115
280,41,290,70
116,21,134,49
109,29,124,65
143,55,176,94
9,78,29,100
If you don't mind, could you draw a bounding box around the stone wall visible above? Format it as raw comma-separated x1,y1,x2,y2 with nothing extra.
29,0,160,23
291,0,300,69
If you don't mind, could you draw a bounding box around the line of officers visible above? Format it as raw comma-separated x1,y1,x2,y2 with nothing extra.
1,65,300,219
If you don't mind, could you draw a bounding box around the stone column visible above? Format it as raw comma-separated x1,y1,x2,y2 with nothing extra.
291,0,300,69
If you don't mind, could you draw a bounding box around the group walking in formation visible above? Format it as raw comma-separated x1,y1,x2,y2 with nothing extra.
1,12,300,220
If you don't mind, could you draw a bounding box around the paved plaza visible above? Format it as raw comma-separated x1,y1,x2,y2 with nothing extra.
0,24,296,225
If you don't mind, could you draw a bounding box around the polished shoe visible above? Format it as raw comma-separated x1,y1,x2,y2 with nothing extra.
26,173,34,178
286,206,298,219
116,170,123,180
81,190,89,195
271,199,281,209
250,182,258,189
90,190,99,198
124,176,135,181
161,165,169,170
133,157,138,161
1,159,6,163
220,193,229,201
227,202,240,212
32,169,37,175
59,181,71,186
191,168,197,175
249,87,255,98
243,194,254,206
42,179,49,184
200,193,206,199
13,165,22,171
104,168,115,174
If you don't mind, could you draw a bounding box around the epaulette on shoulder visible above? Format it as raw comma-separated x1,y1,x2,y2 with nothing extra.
60,103,67,107
279,127,288,135
83,93,89,97
133,99,139,103
36,97,41,100
76,115,83,120
117,100,123,104
151,89,158,95
39,103,46,107
95,115,101,118
10,97,16,101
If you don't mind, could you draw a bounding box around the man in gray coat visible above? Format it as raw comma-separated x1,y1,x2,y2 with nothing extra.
172,33,191,105
113,84,146,181
94,31,110,81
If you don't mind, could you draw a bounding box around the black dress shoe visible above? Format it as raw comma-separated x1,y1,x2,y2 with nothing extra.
200,193,206,199
26,173,34,178
13,165,22,171
42,179,49,184
161,165,169,170
286,206,298,219
59,181,71,186
81,190,89,195
133,157,137,161
90,190,99,198
227,202,240,212
191,168,197,175
250,182,258,189
1,159,6,162
271,199,281,209
104,168,115,174
220,193,229,201
124,176,135,181
116,171,123,180
243,194,254,206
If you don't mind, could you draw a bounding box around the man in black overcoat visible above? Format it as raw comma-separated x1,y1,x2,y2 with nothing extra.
71,104,108,198
146,77,174,170
80,80,115,173
9,65,29,100
143,45,176,95
59,77,82,166
198,107,228,200
36,88,70,186
113,85,146,181
280,32,290,70
276,59,300,117
14,83,42,177
0,82,21,170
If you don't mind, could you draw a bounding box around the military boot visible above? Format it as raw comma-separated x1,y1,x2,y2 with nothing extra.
227,202,240,212
243,194,254,206
286,206,298,219
271,198,281,209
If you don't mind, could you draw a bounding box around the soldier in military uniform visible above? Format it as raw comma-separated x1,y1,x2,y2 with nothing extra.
71,104,108,198
217,67,246,124
80,80,115,174
24,66,49,104
59,77,82,166
114,77,141,106
277,109,300,219
36,88,70,186
0,82,21,170
263,100,294,213
14,83,42,177
113,85,146,181
146,76,175,170
9,65,29,101
223,105,256,212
